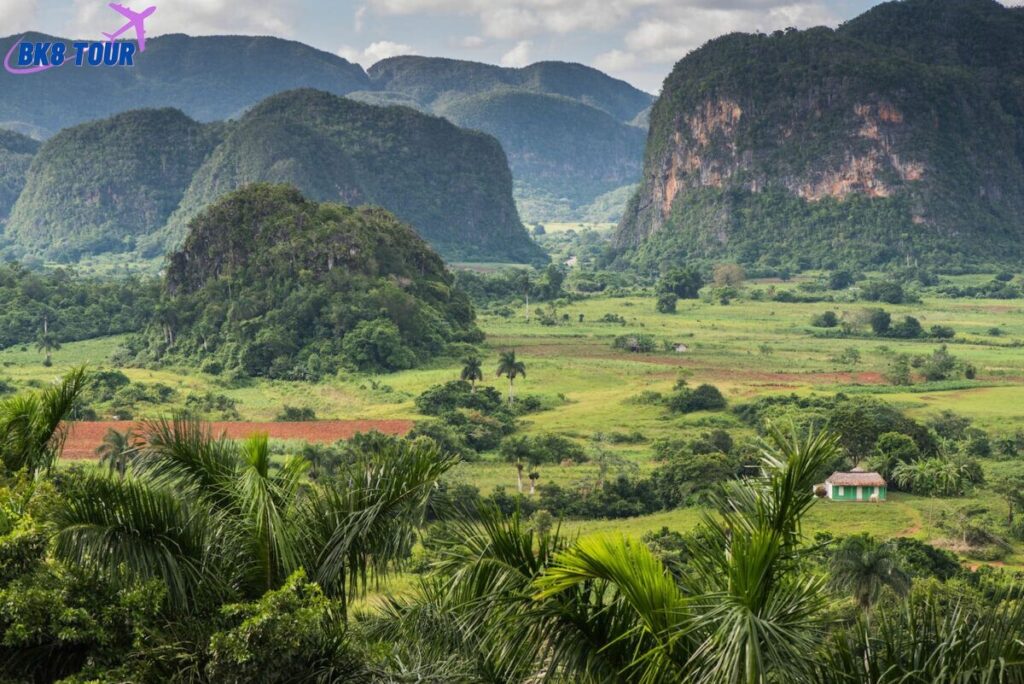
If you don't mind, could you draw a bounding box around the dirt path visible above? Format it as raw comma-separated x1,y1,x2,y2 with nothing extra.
62,420,413,460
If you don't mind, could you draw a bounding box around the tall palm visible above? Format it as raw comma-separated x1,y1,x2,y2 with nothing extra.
496,350,526,404
34,332,61,365
0,366,87,476
460,356,483,393
401,422,838,682
96,427,138,477
830,534,910,611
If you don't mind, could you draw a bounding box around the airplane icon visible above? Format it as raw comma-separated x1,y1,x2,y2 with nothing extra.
103,4,157,52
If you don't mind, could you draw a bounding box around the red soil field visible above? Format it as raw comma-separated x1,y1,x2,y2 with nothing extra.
61,420,413,460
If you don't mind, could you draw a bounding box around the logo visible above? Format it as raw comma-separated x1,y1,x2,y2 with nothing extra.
4,3,156,75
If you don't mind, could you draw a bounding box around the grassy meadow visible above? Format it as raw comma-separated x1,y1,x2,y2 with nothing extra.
6,275,1024,565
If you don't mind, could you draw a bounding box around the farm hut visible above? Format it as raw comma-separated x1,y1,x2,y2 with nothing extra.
822,467,887,502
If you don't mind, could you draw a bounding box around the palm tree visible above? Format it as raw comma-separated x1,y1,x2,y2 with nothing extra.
460,356,483,393
52,415,457,616
496,350,526,404
829,534,910,611
0,366,87,476
400,422,839,682
515,460,524,493
34,332,61,365
96,427,138,477
528,471,539,495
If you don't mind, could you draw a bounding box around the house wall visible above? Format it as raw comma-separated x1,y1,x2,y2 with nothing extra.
829,484,887,501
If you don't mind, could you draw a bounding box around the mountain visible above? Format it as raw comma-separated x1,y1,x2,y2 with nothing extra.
134,184,480,378
613,0,1024,272
435,90,646,216
0,130,39,227
159,89,543,263
5,109,221,259
0,33,370,137
366,57,653,221
367,57,652,122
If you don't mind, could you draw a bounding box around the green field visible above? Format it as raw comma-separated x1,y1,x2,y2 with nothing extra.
7,281,1024,566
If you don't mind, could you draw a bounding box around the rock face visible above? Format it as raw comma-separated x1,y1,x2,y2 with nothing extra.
614,0,1024,271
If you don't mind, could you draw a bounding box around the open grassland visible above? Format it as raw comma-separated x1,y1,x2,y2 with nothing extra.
6,283,1024,564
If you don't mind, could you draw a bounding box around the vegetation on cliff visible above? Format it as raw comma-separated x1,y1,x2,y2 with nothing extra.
130,184,481,378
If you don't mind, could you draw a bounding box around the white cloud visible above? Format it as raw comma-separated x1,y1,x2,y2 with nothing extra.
67,0,296,39
593,48,637,73
500,39,532,66
337,40,415,67
355,5,367,32
459,35,486,48
0,0,38,34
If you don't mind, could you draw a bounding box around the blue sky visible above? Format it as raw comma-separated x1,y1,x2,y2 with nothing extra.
3,0,1021,92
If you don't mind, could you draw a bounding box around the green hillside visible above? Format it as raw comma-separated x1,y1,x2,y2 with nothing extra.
613,0,1024,272
0,33,370,137
159,89,544,263
132,184,480,378
0,130,39,227
368,57,652,221
5,109,220,260
437,89,646,219
368,57,652,122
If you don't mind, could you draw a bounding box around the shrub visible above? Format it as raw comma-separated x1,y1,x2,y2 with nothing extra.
811,311,839,328
276,405,316,421
666,384,727,413
612,334,657,353
930,325,955,339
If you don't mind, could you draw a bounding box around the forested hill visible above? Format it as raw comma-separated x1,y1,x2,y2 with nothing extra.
161,89,544,263
0,33,370,137
367,57,652,123
0,130,39,226
613,0,1024,272
135,184,481,378
6,109,221,259
363,57,653,221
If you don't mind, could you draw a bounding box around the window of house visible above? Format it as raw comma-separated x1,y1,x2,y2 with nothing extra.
838,486,844,496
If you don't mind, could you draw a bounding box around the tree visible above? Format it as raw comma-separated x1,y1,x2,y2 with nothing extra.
712,263,745,286
528,471,539,495
35,332,61,365
459,356,483,393
655,293,677,314
829,535,910,611
52,416,457,616
496,350,526,404
515,460,524,493
96,428,138,477
869,309,891,335
0,366,87,476
867,432,920,483
658,267,703,299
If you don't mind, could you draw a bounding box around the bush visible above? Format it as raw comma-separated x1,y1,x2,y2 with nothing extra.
930,325,955,339
811,311,839,328
869,309,891,335
341,319,416,372
888,316,924,339
612,334,657,353
415,380,504,416
666,384,727,413
276,405,316,421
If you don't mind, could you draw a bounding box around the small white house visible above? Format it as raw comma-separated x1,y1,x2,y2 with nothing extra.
819,467,887,502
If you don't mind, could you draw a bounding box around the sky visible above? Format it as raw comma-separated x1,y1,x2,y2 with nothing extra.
1,0,1022,92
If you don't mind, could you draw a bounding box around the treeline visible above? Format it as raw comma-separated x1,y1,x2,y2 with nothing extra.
0,262,159,348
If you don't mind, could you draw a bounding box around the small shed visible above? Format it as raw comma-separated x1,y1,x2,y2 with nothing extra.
822,467,887,502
